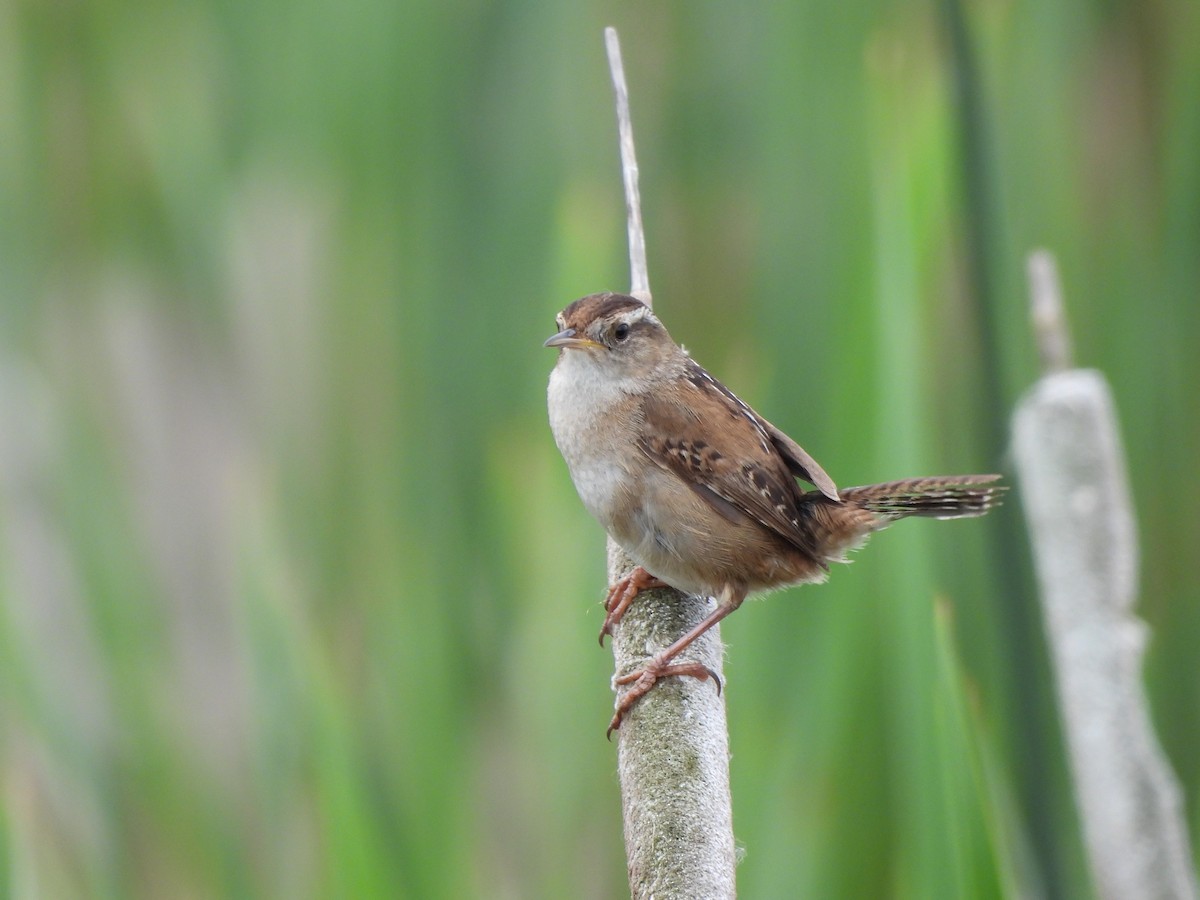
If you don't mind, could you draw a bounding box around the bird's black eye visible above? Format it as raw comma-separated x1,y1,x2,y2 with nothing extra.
613,323,630,342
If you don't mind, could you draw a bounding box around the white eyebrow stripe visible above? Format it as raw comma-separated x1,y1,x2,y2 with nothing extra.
617,305,659,328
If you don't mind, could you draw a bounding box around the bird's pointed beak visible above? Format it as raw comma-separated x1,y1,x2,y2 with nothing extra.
544,328,602,350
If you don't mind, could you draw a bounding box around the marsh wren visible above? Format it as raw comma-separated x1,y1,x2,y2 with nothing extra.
545,292,1001,733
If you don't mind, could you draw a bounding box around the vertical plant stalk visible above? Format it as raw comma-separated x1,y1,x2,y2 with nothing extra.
602,27,737,900
1012,250,1198,900
605,27,651,305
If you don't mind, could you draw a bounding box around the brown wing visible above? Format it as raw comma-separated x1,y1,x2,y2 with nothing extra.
680,361,838,501
759,416,839,501
635,361,828,560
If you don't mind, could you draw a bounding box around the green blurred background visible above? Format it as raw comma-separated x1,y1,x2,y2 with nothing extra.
2,0,1197,896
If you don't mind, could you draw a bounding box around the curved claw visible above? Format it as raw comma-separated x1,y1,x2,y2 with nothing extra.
603,584,744,736
606,659,720,736
598,567,669,646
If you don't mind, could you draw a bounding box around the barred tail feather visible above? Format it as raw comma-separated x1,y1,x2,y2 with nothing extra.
841,474,1005,521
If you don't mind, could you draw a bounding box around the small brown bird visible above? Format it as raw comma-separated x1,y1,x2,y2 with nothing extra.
545,292,1002,733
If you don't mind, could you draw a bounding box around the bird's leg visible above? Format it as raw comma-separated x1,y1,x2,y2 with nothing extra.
599,566,670,646
607,586,745,737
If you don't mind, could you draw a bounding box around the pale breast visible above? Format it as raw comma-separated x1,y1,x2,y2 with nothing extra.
548,351,825,600
547,353,642,532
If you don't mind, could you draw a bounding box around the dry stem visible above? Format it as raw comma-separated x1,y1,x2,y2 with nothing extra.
601,26,736,899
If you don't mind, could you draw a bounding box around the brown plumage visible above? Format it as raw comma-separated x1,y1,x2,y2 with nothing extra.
802,475,1003,562
545,292,1004,733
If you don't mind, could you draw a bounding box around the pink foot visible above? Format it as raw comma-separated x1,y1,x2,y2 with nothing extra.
598,566,669,646
606,658,721,738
